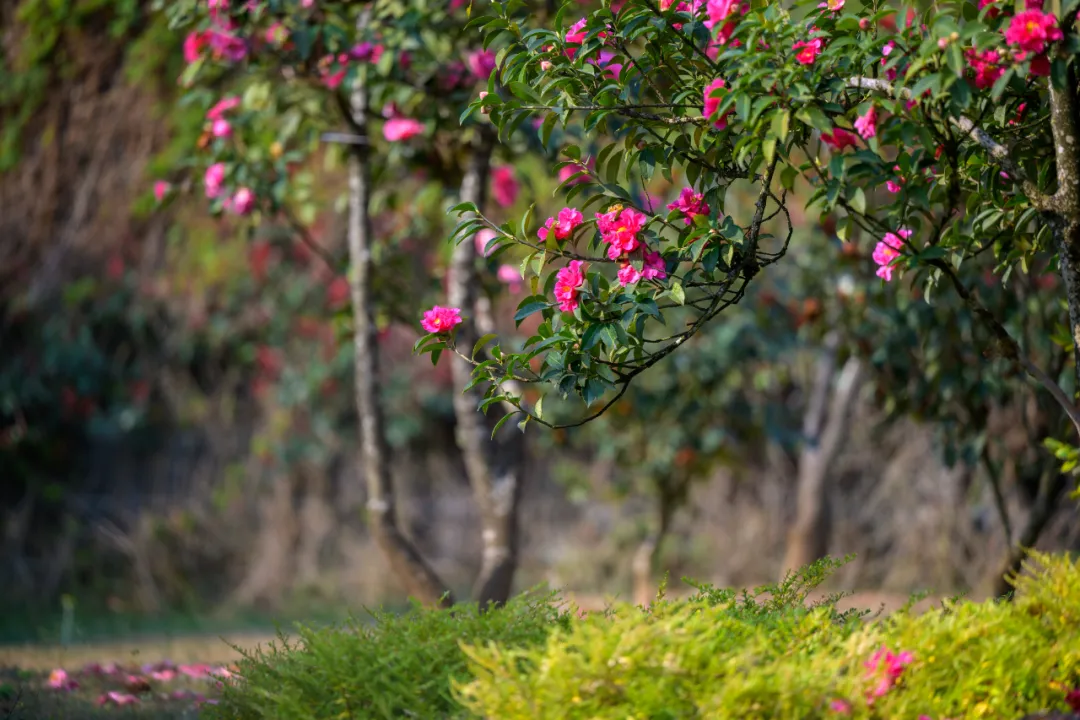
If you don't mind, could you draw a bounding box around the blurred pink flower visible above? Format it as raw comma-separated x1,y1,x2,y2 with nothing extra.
211,118,232,138
491,166,520,207
474,228,498,256
703,78,730,130
467,49,497,80
206,95,240,120
204,163,226,198
229,187,256,215
384,117,424,141
497,264,522,291
47,669,78,690
854,105,877,139
153,181,171,203
97,691,139,706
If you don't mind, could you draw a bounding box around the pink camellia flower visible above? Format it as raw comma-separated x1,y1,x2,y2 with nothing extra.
979,0,999,19
593,50,623,79
497,264,522,291
617,263,642,286
204,163,226,198
1025,51,1052,77
667,187,709,224
966,48,1004,89
47,669,78,690
150,669,177,682
817,0,844,11
829,699,852,713
206,96,240,120
540,60,553,71
596,206,647,259
703,78,731,130
420,306,463,334
350,41,384,63
821,128,859,151
153,181,171,203
474,228,498,256
642,250,667,280
554,260,586,312
565,18,588,56
265,22,289,46
864,646,915,700
229,187,255,215
383,117,425,142
97,691,139,706
854,105,878,139
183,31,207,63
559,160,593,185
207,29,248,62
491,166,519,207
211,118,232,138
705,0,739,28
538,207,585,242
1005,9,1063,54
886,179,902,193
793,37,824,65
467,49,497,80
873,229,912,282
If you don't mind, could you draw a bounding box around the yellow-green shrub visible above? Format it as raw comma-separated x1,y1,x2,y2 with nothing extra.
456,553,1080,720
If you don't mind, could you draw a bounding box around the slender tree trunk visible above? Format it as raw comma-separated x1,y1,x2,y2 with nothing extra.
447,129,527,609
1048,69,1080,394
632,477,679,607
781,333,864,577
345,59,451,608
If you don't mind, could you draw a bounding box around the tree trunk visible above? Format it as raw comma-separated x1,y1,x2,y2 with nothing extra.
447,129,527,609
632,477,679,607
781,333,864,577
345,56,451,608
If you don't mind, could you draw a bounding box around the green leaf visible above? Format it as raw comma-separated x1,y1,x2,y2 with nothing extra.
533,395,544,420
795,106,832,132
514,297,549,325
670,282,685,306
581,323,603,351
850,187,867,215
582,378,606,407
430,348,443,366
472,333,498,359
491,410,517,437
780,165,799,191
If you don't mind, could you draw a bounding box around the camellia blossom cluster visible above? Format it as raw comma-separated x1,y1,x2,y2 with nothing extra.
667,187,709,225
554,260,586,312
864,646,914,702
617,251,668,287
873,228,912,282
420,306,463,334
206,95,240,139
596,206,648,260
538,208,585,243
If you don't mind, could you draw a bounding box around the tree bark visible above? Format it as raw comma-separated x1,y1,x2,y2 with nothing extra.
781,333,864,577
632,477,680,607
345,55,451,608
447,129,527,609
1048,68,1080,394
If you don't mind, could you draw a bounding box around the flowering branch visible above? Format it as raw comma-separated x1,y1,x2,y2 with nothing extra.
845,76,1050,208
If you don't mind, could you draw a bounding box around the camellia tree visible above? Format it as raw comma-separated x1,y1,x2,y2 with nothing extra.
160,0,556,607
417,0,1080,500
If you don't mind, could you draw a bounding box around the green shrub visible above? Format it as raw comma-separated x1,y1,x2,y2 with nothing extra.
208,555,1080,719
205,590,572,720
456,553,1080,720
